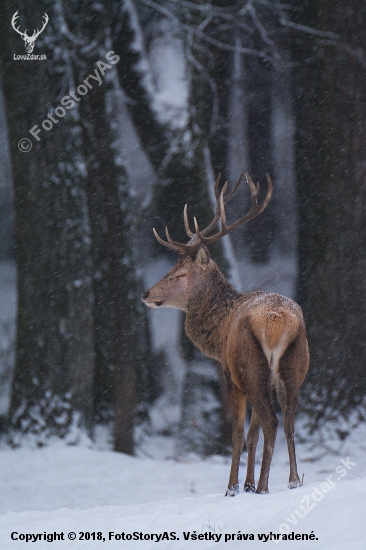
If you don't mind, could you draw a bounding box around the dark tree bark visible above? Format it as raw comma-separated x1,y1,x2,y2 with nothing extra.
1,0,95,442
1,0,154,452
82,68,141,455
271,62,297,258
245,55,274,263
226,33,250,256
293,1,366,430
0,83,14,261
69,0,153,453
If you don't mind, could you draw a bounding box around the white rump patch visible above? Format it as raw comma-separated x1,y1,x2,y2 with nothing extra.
262,332,287,380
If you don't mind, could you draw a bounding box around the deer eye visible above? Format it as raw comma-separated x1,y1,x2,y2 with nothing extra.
176,272,187,279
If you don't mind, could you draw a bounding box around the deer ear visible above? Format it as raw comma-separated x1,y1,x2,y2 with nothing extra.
196,245,210,269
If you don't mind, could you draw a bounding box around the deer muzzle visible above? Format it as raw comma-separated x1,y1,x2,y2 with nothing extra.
141,290,163,308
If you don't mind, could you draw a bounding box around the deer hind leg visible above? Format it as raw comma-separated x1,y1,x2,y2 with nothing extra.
276,379,300,488
243,407,260,493
276,340,305,489
249,384,278,494
226,383,246,496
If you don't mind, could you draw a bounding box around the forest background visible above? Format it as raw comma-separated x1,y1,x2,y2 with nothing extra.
0,0,365,457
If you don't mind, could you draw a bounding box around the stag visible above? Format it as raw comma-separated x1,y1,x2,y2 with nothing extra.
11,11,49,54
142,173,309,495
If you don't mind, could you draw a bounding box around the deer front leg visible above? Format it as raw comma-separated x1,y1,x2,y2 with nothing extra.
226,384,246,496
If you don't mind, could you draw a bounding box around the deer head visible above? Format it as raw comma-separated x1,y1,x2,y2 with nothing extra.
142,173,273,311
11,11,49,53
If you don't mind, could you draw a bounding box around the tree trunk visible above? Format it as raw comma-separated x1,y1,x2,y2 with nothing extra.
1,0,95,443
226,35,250,257
293,0,366,430
77,0,150,454
246,55,274,263
271,63,297,258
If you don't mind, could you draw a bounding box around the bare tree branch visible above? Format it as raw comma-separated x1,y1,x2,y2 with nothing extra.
279,17,338,40
140,0,275,62
279,17,366,69
247,3,280,62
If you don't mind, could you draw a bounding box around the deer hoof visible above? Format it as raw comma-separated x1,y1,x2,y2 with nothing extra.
225,484,239,497
288,480,301,489
244,482,255,493
255,487,269,494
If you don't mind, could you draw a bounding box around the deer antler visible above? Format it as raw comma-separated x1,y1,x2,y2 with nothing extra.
183,173,244,240
194,173,272,246
152,227,195,254
153,173,272,255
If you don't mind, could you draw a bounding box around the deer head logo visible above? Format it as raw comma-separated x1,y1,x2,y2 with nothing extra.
11,11,49,54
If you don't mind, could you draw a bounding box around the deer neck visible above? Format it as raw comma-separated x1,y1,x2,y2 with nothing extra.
185,266,240,361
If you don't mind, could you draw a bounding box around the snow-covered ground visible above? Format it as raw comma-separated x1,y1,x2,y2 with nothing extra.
1,423,365,550
2,257,365,549
0,246,363,550
1,254,362,550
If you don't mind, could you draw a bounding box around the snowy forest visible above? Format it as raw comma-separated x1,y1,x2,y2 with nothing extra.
0,1,365,548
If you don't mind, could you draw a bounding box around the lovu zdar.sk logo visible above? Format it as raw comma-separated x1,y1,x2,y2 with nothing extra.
11,10,48,60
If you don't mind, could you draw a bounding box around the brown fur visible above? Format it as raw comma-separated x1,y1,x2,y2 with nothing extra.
143,247,309,495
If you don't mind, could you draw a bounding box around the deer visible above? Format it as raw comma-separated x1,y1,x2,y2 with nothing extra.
142,173,309,495
11,11,49,54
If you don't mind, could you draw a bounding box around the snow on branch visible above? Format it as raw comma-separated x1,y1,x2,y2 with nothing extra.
140,0,275,63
